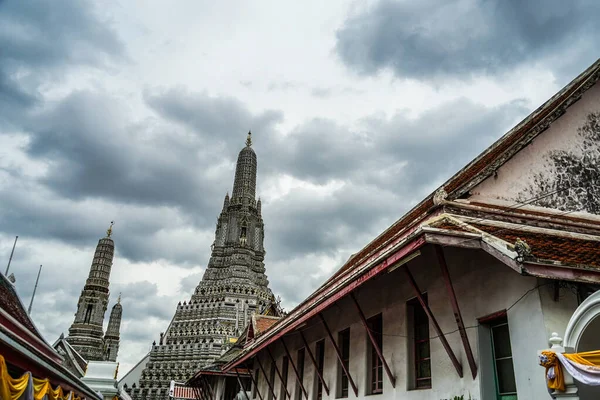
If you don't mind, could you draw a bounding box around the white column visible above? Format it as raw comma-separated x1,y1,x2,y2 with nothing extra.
539,333,579,399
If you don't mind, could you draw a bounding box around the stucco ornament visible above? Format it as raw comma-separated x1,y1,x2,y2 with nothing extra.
433,187,448,205
508,238,532,263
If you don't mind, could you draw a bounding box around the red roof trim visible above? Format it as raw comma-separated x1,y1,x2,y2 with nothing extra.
223,235,426,370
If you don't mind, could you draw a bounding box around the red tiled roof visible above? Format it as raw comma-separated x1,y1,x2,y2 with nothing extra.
0,276,41,338
468,201,600,227
173,386,196,399
473,224,600,268
254,316,279,336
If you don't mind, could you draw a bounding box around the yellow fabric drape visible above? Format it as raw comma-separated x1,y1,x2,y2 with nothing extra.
563,350,600,366
540,350,600,392
0,354,32,400
0,354,83,400
540,350,565,391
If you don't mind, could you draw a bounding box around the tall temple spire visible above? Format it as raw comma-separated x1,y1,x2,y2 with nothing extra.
129,132,277,400
66,225,116,361
232,131,257,202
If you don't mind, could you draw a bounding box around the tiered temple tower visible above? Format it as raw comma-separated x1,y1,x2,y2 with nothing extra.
66,223,122,362
104,294,123,362
129,133,278,400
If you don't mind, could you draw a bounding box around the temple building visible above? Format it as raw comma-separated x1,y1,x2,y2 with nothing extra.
194,59,600,400
125,133,282,400
54,223,124,377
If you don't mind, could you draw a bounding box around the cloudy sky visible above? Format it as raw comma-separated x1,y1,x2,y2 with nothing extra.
1,0,599,376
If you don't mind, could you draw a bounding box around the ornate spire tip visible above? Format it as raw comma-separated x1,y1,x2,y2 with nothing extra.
246,131,252,147
106,221,115,237
118,292,121,304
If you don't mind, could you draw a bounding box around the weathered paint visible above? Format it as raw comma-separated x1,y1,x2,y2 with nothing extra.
471,82,600,217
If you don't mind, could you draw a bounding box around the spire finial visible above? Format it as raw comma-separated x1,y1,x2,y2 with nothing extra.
246,131,252,147
107,221,115,237
118,292,121,304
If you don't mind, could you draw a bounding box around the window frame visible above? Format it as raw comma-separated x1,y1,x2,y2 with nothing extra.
295,348,305,400
366,314,383,395
489,317,518,399
315,340,325,400
281,356,289,400
407,295,431,390
337,328,350,398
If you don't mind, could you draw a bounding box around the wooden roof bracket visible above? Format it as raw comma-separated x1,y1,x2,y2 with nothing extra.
403,264,464,378
318,313,358,396
435,245,477,379
236,368,252,400
281,338,308,399
266,346,291,399
256,355,277,400
350,292,396,388
299,331,329,396
248,364,265,400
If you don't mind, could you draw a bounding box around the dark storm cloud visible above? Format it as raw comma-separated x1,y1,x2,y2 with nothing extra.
0,176,211,265
25,91,227,218
144,87,283,157
0,0,124,124
335,0,600,81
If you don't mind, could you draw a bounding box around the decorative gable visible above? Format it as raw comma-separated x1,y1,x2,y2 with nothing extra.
471,82,600,216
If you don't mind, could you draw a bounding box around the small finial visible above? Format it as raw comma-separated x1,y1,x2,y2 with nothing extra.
549,332,563,349
246,131,252,147
106,221,115,237
118,293,121,304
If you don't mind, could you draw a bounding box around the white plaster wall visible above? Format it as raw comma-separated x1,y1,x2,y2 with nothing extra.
537,281,580,340
471,81,600,213
118,352,150,389
250,245,571,400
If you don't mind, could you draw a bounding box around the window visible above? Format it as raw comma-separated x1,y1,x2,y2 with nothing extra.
84,304,93,324
315,340,325,400
367,314,383,394
268,362,276,400
295,349,305,400
408,296,431,389
490,317,517,399
337,329,350,398
252,368,259,399
281,356,289,400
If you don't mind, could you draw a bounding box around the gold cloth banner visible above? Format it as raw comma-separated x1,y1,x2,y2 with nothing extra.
0,354,83,400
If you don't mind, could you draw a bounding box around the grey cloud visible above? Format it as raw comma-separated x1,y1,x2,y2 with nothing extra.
0,0,124,126
0,0,124,67
335,0,600,81
20,91,232,229
0,178,214,265
144,87,283,157
264,183,400,262
273,98,528,189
